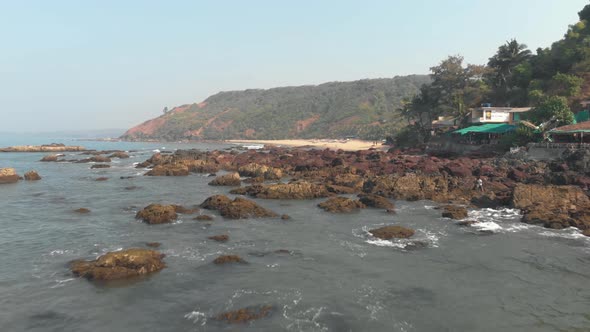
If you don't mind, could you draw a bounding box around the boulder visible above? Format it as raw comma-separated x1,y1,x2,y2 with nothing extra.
0,168,20,184
70,248,165,281
236,181,332,199
238,163,283,180
200,195,277,219
442,205,468,220
208,172,241,186
208,234,229,242
583,229,590,237
109,151,130,159
281,214,291,220
40,155,59,162
74,208,91,214
214,305,273,324
145,164,189,176
511,184,590,210
317,196,365,213
357,194,394,210
369,225,415,239
200,195,233,210
24,170,41,181
135,204,178,224
213,255,246,264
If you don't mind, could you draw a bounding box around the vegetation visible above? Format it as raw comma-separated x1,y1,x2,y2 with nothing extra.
400,3,590,143
122,76,430,141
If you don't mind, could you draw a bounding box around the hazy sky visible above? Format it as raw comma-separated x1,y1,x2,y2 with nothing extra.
0,0,587,132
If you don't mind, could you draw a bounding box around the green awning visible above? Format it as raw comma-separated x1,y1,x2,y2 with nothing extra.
452,123,516,135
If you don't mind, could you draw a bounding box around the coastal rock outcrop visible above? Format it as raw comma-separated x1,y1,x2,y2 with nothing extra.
208,234,229,242
213,255,246,264
238,163,283,180
442,205,468,220
109,151,130,159
213,305,273,324
231,181,332,199
200,195,278,219
145,164,189,176
24,170,41,181
40,155,59,162
511,184,590,210
70,248,166,281
208,172,241,186
369,225,415,239
0,144,85,153
317,196,365,213
0,168,20,184
357,193,394,210
136,204,178,224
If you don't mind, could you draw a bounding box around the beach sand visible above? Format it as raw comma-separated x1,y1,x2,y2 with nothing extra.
226,139,386,151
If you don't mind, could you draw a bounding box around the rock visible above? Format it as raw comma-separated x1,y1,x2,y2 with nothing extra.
208,172,241,186
511,184,590,210
74,208,91,214
124,186,139,190
1,144,85,152
91,164,111,169
521,206,573,229
145,164,189,176
317,196,365,213
456,220,476,226
213,255,246,264
369,225,415,239
213,305,273,324
208,234,229,242
442,205,468,220
365,174,449,202
109,151,130,159
135,204,178,224
0,168,20,184
70,248,165,281
238,163,283,180
145,242,161,248
24,170,41,181
200,195,233,210
40,155,59,162
95,177,109,181
281,214,291,220
583,229,590,237
508,169,528,182
200,195,277,219
194,215,214,221
236,181,332,199
172,205,199,214
357,194,394,210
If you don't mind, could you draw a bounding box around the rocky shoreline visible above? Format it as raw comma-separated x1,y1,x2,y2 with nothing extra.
0,143,87,152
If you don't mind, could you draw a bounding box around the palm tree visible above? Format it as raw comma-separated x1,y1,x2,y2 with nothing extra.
488,39,532,89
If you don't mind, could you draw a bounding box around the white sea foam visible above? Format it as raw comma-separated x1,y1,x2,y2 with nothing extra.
539,227,589,240
50,278,75,289
357,225,441,250
184,311,207,325
152,149,160,153
463,208,523,234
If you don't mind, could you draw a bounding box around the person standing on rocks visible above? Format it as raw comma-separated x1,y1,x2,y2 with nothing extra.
475,177,484,192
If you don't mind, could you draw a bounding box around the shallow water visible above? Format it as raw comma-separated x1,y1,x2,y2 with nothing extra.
1,140,590,331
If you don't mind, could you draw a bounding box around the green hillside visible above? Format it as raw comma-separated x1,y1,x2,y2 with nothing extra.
122,75,430,141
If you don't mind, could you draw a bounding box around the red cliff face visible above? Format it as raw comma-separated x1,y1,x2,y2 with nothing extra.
123,104,193,138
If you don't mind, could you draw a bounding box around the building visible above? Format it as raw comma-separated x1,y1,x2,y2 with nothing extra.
548,121,590,143
470,105,532,124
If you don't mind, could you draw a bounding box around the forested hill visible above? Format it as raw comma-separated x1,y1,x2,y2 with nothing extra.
121,75,430,141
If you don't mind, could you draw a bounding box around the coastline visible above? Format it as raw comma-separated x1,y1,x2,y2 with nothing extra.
226,139,385,151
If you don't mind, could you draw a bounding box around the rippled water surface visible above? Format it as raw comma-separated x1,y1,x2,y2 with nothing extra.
1,139,590,332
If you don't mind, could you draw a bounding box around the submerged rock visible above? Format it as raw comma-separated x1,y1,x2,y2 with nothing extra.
194,215,214,221
70,248,165,281
74,208,91,214
208,234,229,242
369,225,415,239
40,155,59,162
145,242,161,248
95,177,109,181
318,196,365,213
208,172,241,186
442,205,468,220
136,204,178,224
0,168,20,184
213,305,273,324
91,164,111,169
24,170,41,181
213,255,245,264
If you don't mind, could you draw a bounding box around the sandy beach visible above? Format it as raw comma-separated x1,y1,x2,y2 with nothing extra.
226,139,386,151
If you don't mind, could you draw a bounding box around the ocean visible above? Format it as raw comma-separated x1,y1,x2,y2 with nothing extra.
1,137,590,331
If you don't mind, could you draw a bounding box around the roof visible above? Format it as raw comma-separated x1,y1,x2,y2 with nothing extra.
550,121,590,134
452,123,517,135
474,107,532,113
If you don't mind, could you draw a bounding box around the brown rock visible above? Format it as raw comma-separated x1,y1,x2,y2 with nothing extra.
318,196,365,213
145,164,189,176
281,214,291,220
208,234,229,242
369,225,415,239
208,172,241,186
238,163,283,180
238,181,331,199
146,242,161,248
70,248,165,281
172,205,199,214
200,195,277,219
512,184,590,210
214,305,273,324
194,215,214,221
200,195,233,210
136,204,178,224
213,255,245,264
442,205,468,220
583,229,590,237
91,164,111,169
109,151,130,159
358,194,394,210
24,170,41,181
0,168,20,184
95,177,109,181
40,155,59,162
74,208,91,214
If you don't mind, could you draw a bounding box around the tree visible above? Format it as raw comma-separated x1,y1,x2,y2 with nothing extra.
529,96,575,125
487,39,532,104
163,107,169,114
548,72,584,97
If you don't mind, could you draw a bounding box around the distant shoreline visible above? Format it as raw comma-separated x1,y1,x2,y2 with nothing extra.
226,139,386,151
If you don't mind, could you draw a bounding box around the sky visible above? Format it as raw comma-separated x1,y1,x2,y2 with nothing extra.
0,0,588,132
